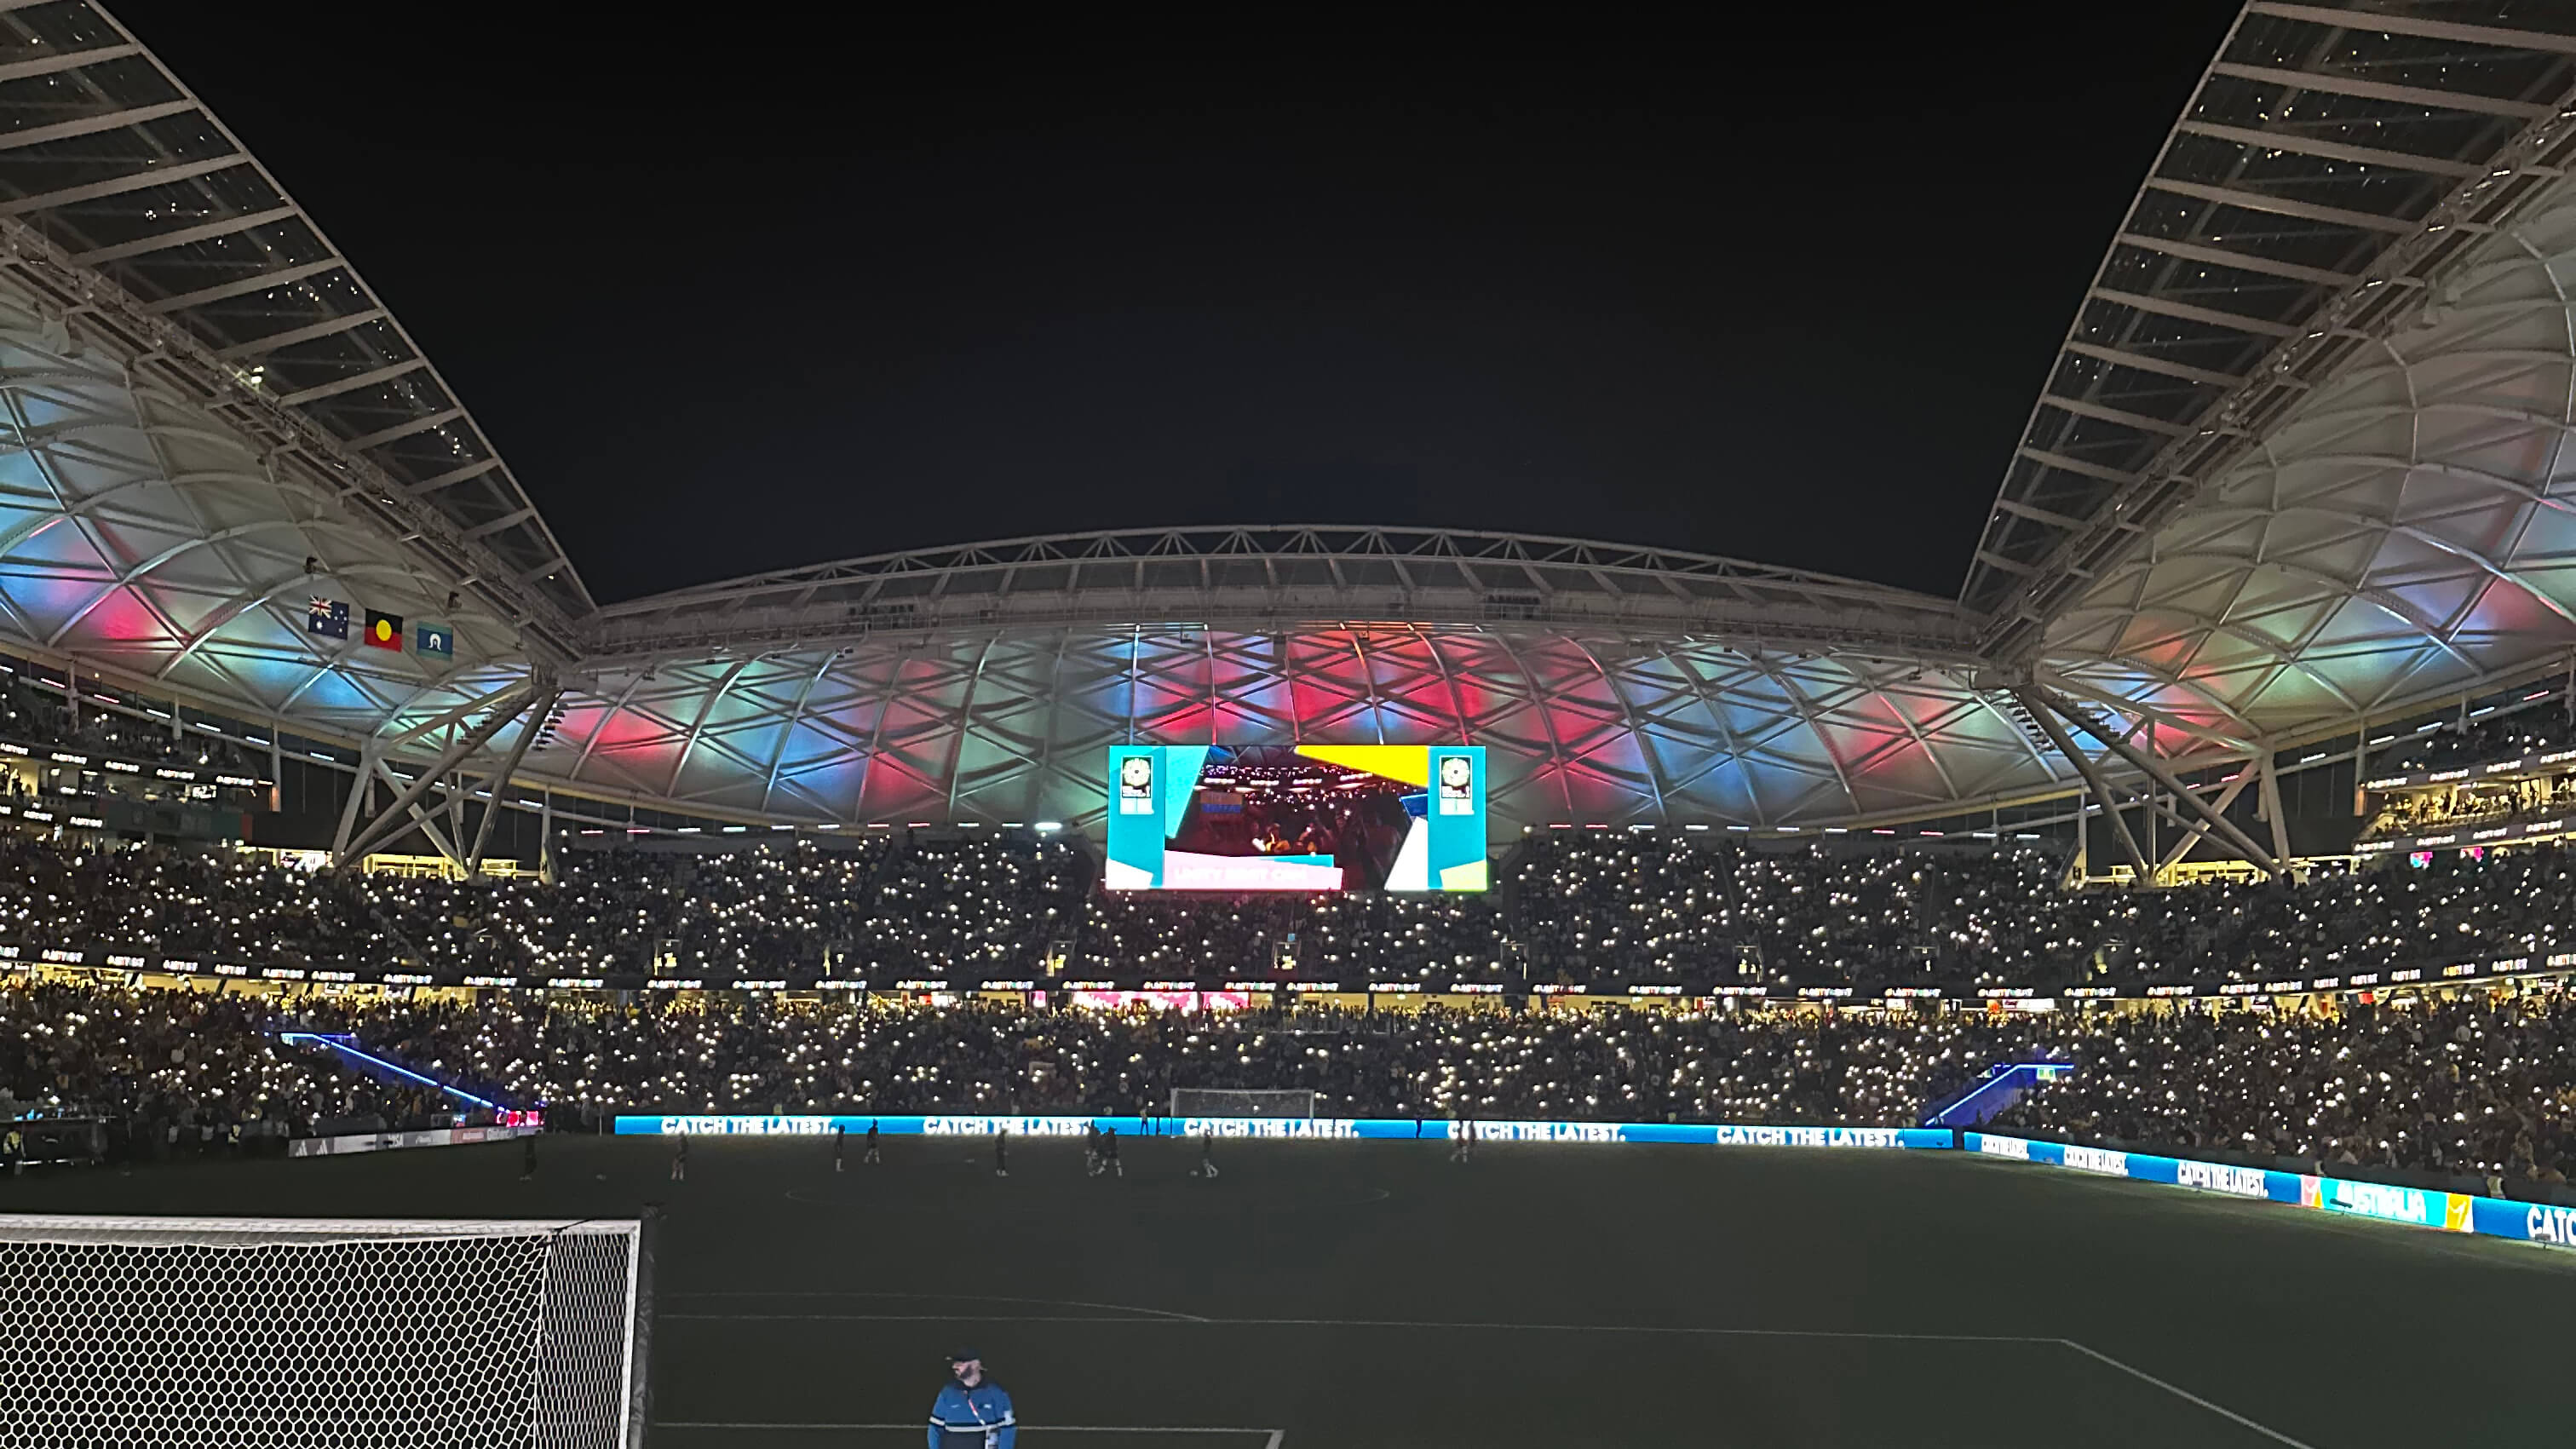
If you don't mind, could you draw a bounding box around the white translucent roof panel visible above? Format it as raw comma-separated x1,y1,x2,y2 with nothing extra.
2045,154,2576,754
0,3,589,625
1967,2,2576,650
524,624,2073,833
0,250,534,744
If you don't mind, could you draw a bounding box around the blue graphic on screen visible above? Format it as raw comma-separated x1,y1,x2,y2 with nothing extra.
1105,744,1486,892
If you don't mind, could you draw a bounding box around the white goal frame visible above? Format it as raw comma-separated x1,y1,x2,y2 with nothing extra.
1169,1088,1317,1119
0,1214,653,1449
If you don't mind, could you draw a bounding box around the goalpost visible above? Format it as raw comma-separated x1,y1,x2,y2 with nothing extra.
1169,1087,1316,1119
0,1214,653,1449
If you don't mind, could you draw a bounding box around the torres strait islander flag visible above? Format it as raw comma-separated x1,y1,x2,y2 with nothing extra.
362,609,405,651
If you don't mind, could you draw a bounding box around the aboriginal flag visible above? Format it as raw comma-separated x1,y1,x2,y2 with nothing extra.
362,609,404,651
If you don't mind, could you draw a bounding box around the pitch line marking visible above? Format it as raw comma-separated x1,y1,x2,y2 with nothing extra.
662,1311,2052,1343
656,1425,1279,1442
664,1290,1209,1322
2057,1339,2321,1449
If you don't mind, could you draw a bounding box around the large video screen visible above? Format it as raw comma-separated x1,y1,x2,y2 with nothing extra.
1105,745,1487,892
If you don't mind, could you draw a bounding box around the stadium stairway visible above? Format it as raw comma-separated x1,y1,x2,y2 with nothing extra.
1920,1061,2073,1129
277,1031,517,1118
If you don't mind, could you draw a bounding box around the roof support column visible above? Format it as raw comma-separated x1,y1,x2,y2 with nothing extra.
2257,750,2292,866
371,755,465,870
538,795,555,885
2035,687,2284,879
2155,766,2255,876
2018,690,2154,887
336,687,535,867
468,687,557,876
332,738,379,858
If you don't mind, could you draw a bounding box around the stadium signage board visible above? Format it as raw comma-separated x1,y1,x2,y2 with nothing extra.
6,942,2572,1003
1964,1134,2574,1250
2362,746,2576,792
0,733,271,787
617,1114,1952,1148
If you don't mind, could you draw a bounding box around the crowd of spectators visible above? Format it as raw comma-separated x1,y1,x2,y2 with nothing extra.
3,832,2576,993
0,981,465,1161
1509,835,2576,991
1987,995,2576,1189
2371,704,2576,773
0,670,262,774
5,980,2568,1198
2362,773,2576,841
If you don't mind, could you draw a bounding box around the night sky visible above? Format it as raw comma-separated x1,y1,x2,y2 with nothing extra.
113,6,2240,605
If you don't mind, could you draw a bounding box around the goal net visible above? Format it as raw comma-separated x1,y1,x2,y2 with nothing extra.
1170,1087,1316,1119
0,1215,651,1449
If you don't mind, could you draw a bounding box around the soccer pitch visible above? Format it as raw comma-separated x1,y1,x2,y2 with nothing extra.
7,1131,2568,1446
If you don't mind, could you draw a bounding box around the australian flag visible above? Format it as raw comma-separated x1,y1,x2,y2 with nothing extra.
307,597,349,639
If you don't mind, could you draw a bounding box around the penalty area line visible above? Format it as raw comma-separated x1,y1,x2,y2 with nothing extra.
2057,1340,2320,1449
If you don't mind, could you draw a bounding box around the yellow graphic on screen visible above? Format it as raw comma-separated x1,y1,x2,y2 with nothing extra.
1291,745,1432,787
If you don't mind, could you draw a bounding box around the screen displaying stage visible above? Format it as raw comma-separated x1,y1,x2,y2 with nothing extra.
1104,744,1487,892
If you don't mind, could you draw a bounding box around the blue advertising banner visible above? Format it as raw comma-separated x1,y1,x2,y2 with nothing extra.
615,1113,1952,1150
1964,1132,2571,1250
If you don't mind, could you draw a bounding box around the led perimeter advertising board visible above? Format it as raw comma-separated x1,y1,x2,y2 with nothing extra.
1105,744,1486,892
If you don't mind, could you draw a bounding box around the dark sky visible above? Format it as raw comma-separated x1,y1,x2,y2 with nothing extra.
114,6,2240,605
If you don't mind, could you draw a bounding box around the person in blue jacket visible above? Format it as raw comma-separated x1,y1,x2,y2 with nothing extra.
929,1348,1015,1448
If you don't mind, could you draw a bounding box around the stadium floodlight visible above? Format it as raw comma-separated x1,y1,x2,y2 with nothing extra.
0,1215,652,1449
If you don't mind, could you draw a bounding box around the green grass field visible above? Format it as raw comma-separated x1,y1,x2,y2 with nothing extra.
5,1131,2568,1446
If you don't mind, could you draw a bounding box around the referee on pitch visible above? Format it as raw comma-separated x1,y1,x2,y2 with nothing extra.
929,1348,1015,1447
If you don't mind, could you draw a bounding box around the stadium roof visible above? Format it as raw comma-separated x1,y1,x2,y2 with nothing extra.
0,3,589,637
549,529,2055,829
8,2,2576,837
584,527,1981,663
2004,3,2576,760
1969,2,2576,648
